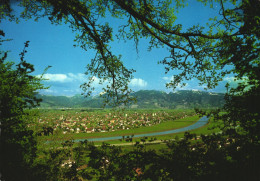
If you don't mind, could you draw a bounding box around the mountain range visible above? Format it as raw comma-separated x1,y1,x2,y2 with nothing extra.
36,90,225,109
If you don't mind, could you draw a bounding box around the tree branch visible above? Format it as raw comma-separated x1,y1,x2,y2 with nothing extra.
113,0,221,39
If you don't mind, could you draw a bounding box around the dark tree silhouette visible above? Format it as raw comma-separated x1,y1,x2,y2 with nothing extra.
0,40,45,180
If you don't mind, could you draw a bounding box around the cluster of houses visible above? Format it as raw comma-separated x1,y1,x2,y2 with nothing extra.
35,110,195,134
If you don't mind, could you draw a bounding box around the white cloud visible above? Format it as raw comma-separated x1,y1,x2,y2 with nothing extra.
40,74,147,88
36,73,88,96
194,84,207,90
39,73,87,83
89,76,103,86
223,76,235,83
223,76,248,83
41,89,56,93
41,73,70,82
162,76,174,81
129,78,148,88
223,76,249,88
38,74,149,96
176,83,190,90
67,73,86,82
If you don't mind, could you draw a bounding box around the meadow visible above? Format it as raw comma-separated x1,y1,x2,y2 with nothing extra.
29,108,220,147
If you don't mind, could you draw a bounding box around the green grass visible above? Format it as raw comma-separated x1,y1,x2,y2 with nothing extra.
45,115,199,141
93,118,223,147
36,109,224,151
38,117,223,152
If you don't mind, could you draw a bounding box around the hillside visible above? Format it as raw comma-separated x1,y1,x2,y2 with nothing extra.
36,90,224,109
133,90,224,109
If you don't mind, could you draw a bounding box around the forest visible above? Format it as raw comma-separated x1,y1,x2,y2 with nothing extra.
37,90,225,109
1,0,260,180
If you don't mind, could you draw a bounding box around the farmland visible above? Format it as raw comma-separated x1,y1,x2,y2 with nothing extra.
28,109,219,145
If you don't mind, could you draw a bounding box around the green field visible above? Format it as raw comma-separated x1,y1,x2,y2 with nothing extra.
33,109,221,149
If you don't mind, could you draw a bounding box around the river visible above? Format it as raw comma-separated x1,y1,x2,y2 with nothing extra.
73,116,209,142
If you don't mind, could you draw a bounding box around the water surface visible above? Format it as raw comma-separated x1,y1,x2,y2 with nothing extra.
74,116,209,142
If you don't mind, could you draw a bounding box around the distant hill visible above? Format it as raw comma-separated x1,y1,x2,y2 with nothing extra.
133,90,224,109
36,90,225,109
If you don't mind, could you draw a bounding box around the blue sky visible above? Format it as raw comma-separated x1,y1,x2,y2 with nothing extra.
1,1,236,96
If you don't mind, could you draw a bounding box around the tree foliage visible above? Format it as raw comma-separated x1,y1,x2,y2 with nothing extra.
1,0,260,180
11,0,258,106
0,39,45,180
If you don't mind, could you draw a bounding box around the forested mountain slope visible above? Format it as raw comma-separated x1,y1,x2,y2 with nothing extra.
37,90,224,109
